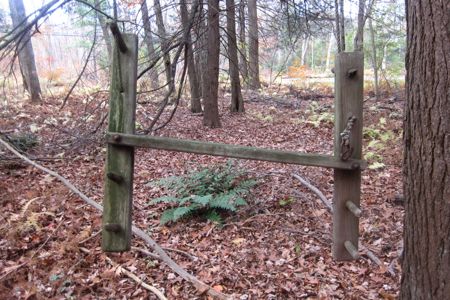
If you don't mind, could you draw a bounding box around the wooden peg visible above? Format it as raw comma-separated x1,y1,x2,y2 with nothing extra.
344,241,359,259
346,201,362,218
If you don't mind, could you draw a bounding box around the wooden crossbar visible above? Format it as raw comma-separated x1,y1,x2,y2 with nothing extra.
106,133,367,170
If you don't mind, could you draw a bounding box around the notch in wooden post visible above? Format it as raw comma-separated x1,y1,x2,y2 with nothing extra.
109,22,128,53
346,201,362,218
344,241,359,259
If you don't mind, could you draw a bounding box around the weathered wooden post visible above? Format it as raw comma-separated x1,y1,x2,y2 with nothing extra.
332,52,364,260
102,24,138,251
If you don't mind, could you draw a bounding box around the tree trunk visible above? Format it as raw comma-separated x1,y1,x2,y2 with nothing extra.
202,0,221,128
353,0,365,51
238,0,248,84
339,0,345,51
193,2,205,99
368,17,379,100
153,0,173,94
226,0,244,112
141,0,160,90
94,0,112,62
300,36,309,66
401,1,450,299
247,0,260,89
325,32,333,72
9,0,41,102
180,0,202,112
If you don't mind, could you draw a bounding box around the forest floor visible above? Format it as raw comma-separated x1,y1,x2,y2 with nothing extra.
0,84,404,299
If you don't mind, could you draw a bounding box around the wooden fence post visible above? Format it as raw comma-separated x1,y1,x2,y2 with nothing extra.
102,28,138,252
333,52,364,260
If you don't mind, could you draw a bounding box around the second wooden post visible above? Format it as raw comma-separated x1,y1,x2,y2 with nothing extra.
333,52,364,260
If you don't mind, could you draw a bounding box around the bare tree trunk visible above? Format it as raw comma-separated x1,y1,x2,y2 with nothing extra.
325,32,333,72
247,0,260,89
94,0,112,61
193,2,206,98
353,0,365,51
9,0,41,102
401,0,450,299
339,0,345,51
226,0,244,112
154,0,173,94
368,18,379,100
141,0,160,90
334,0,341,52
180,0,202,112
238,0,248,83
202,0,221,128
300,36,309,65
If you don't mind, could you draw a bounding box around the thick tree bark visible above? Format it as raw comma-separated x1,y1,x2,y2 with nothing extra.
202,0,221,128
180,0,202,113
141,0,160,90
401,1,450,299
238,0,248,83
9,0,41,102
153,0,173,94
247,0,260,89
226,0,244,112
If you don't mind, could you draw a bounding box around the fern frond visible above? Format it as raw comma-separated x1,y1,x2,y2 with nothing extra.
205,210,222,223
210,194,236,211
192,194,213,206
172,206,195,221
150,196,179,204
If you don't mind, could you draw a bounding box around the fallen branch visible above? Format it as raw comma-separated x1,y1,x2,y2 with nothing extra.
0,137,231,299
291,173,333,212
104,255,168,300
291,172,392,274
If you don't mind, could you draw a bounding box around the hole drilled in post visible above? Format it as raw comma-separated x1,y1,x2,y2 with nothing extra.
107,172,124,183
347,68,357,78
104,223,122,233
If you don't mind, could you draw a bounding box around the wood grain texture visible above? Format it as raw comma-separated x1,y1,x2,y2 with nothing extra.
332,51,364,260
102,34,137,252
106,133,366,170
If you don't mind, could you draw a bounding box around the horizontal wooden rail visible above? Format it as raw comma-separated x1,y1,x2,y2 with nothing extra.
106,133,367,170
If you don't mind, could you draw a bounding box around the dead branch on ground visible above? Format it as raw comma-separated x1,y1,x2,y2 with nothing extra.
0,136,231,300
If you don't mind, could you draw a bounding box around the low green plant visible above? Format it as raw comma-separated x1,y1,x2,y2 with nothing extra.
363,117,399,170
149,162,257,225
304,101,334,127
4,133,38,152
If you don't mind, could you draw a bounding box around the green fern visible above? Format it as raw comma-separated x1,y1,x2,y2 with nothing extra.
149,162,257,225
